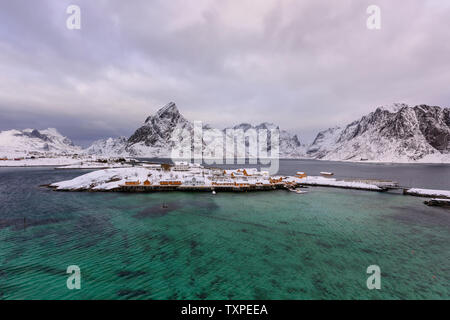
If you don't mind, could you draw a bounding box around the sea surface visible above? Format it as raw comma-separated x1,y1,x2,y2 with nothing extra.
0,160,449,299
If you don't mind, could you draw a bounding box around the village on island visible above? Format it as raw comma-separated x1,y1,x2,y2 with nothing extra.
48,160,400,193
44,159,450,207
49,161,312,192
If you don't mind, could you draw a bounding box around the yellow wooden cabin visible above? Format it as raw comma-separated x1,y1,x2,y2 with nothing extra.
160,180,182,186
213,181,234,186
125,180,141,186
269,177,283,184
295,172,307,179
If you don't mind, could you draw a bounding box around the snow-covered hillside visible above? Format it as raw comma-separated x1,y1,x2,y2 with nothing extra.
308,103,450,162
126,102,194,157
0,128,81,157
307,126,343,159
85,102,307,159
85,137,129,157
3,102,450,164
224,122,307,159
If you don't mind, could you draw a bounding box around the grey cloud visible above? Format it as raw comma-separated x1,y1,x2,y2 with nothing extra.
0,0,449,145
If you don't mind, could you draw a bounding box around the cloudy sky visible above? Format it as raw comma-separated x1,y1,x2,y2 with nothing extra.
0,0,449,146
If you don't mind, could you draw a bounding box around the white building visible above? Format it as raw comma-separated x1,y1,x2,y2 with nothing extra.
173,161,190,171
243,168,259,176
183,175,206,186
143,164,161,170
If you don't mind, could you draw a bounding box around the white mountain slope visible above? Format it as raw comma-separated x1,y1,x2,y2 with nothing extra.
0,128,81,157
224,122,307,159
125,102,194,157
7,102,446,163
85,137,129,157
307,126,343,159
86,102,307,158
308,103,450,162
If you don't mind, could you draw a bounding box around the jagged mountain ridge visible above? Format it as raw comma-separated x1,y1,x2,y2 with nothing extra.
85,137,128,157
308,103,450,162
223,122,306,158
0,128,81,157
86,102,307,158
4,102,446,163
128,102,193,147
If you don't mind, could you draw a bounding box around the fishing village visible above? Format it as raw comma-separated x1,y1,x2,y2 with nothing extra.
47,161,450,207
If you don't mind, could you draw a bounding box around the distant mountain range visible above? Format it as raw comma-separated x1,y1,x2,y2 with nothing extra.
0,128,81,157
85,102,306,159
1,102,449,163
307,103,450,162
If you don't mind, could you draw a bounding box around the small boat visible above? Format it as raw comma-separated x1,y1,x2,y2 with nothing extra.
212,190,216,195
290,188,307,194
320,171,334,177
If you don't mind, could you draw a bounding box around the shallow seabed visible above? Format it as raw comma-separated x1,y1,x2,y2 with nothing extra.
0,168,449,299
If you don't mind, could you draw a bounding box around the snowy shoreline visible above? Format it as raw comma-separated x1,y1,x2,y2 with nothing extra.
294,157,450,165
46,164,450,202
297,176,382,191
3,155,450,168
0,157,134,169
405,188,450,199
0,157,83,167
48,164,389,193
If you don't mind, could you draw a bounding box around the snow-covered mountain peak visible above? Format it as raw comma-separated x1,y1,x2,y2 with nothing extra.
85,136,128,157
309,104,450,162
255,122,279,131
145,102,181,124
85,103,307,158
230,123,253,131
230,122,280,132
126,102,193,157
0,128,81,157
378,102,410,114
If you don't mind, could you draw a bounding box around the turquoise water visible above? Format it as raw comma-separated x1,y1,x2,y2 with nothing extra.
0,167,449,299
